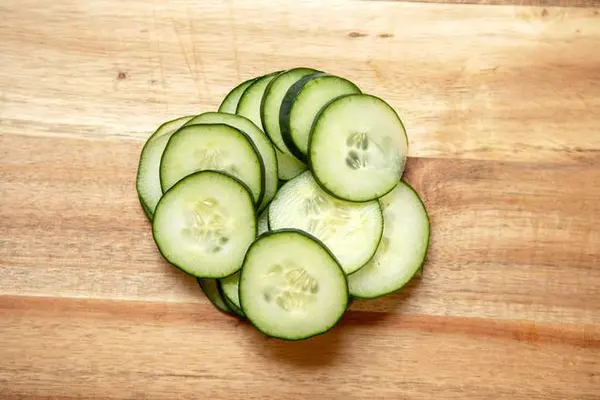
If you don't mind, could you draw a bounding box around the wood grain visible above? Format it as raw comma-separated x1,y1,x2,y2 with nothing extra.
1,0,599,398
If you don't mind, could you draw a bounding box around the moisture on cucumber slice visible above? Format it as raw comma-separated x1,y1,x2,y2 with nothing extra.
268,171,383,275
280,73,361,162
276,148,307,181
236,71,281,127
219,271,243,315
183,112,278,212
219,77,256,114
198,278,232,315
348,181,429,299
152,170,257,278
309,93,409,202
261,67,319,155
136,115,194,219
239,229,348,341
160,123,265,206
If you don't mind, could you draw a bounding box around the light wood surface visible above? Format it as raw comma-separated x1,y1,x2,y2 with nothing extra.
1,0,599,398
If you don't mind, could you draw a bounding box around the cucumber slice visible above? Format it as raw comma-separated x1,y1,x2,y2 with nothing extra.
268,171,383,275
236,71,281,127
152,170,256,278
219,77,256,114
147,115,194,142
219,282,245,318
136,115,194,219
309,93,409,202
261,67,319,155
348,181,430,298
257,208,269,235
138,194,153,220
197,278,232,314
276,148,307,181
280,73,361,161
183,112,278,212
239,229,348,341
159,123,265,206
219,271,243,315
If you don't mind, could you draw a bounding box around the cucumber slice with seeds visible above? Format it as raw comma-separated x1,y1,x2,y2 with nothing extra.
198,278,232,315
268,171,383,275
153,170,256,278
348,181,430,298
136,115,194,219
280,73,361,162
309,93,408,202
160,124,265,205
184,112,278,211
261,67,319,155
219,77,256,114
239,229,349,341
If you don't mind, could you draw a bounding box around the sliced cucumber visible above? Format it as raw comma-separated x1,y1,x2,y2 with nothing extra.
309,93,408,202
147,115,194,142
159,124,265,205
219,271,243,315
348,181,429,298
257,208,269,235
219,77,256,114
280,73,361,161
197,278,232,314
153,170,256,278
183,112,278,211
276,148,306,181
220,283,245,318
239,229,348,341
261,67,319,155
136,115,194,219
236,71,281,127
268,171,383,275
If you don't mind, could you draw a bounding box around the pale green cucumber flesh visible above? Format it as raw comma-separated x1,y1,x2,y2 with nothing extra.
309,93,408,202
239,229,348,341
348,180,430,299
268,171,383,275
184,112,277,212
152,170,257,279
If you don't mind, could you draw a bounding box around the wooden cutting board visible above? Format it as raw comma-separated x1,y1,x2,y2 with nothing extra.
1,0,599,398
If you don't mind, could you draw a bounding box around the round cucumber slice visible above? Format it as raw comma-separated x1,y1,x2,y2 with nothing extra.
239,229,349,341
261,67,320,155
309,93,409,202
268,171,383,275
159,123,265,206
136,115,194,219
219,77,256,114
348,181,429,298
280,73,361,162
184,112,278,212
153,170,256,278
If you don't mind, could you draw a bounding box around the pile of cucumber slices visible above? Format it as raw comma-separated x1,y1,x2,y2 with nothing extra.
136,67,430,341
